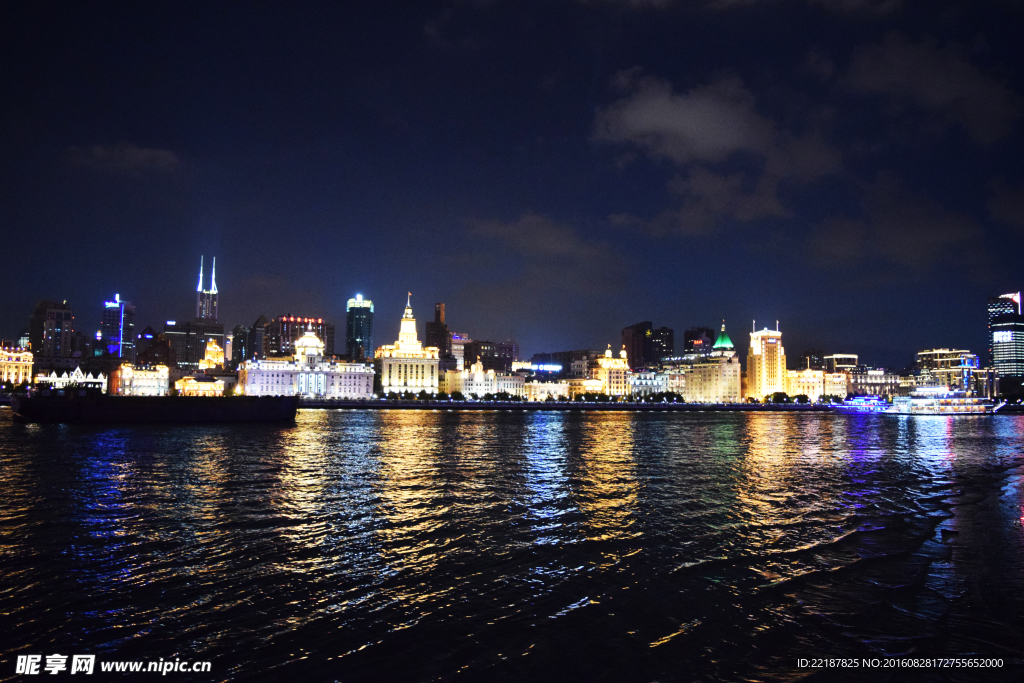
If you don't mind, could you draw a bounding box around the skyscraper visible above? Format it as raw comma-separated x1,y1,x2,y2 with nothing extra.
990,292,1024,395
425,302,452,359
346,294,374,360
101,294,136,362
746,324,786,400
29,300,75,358
683,327,715,355
651,326,674,360
196,256,219,321
621,321,653,369
988,292,1020,364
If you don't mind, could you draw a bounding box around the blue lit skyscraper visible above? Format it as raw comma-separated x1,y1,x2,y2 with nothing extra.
101,294,136,362
346,294,374,360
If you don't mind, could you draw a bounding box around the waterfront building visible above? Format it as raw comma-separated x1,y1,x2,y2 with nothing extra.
444,361,525,398
376,294,440,395
101,294,137,362
746,324,786,400
175,375,225,397
627,370,660,397
246,315,269,361
786,369,825,402
240,329,374,398
197,339,225,370
1,348,33,386
464,340,517,373
916,348,979,392
523,381,569,401
136,333,177,369
594,345,630,396
567,377,604,398
196,256,219,321
824,354,858,373
622,321,653,369
109,364,169,396
346,294,374,360
34,367,107,392
683,323,741,403
266,315,335,358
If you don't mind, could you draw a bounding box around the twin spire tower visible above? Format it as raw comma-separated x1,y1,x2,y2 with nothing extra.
196,256,219,322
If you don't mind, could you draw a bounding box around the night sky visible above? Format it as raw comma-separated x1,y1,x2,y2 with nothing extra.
3,1,1023,369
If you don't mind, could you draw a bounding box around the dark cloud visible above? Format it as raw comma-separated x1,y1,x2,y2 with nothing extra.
847,33,1021,145
68,143,180,173
988,179,1024,231
809,172,983,275
595,71,840,233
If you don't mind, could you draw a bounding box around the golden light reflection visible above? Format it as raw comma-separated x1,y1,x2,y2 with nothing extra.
570,413,640,543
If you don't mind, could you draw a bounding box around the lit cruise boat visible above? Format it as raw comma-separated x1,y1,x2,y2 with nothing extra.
887,388,1005,416
832,396,891,414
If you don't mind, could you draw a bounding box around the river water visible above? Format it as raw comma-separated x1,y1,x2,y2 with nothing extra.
2,408,1023,681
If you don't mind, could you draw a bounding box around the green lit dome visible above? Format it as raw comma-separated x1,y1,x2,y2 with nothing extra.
713,322,734,350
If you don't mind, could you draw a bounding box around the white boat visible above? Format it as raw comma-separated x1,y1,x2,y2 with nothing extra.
887,391,1005,416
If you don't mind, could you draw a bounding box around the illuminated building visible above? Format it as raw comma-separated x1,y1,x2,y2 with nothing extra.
849,368,895,397
989,293,1024,394
196,256,219,321
175,375,225,397
376,294,440,395
109,364,170,396
1,348,33,386
464,340,517,373
346,294,374,360
101,294,136,362
746,323,786,400
594,345,630,396
988,292,1020,361
523,381,569,401
683,322,741,403
444,361,525,398
266,315,335,357
627,370,660,397
164,320,223,372
240,329,374,398
197,339,225,370
451,333,471,370
786,369,825,401
824,353,858,373
35,367,107,392
916,348,979,392
567,377,604,398
621,321,653,369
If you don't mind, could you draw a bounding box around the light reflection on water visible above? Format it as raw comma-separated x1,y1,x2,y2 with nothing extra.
1,408,1024,681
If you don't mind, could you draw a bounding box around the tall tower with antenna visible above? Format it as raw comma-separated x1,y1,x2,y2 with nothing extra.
196,256,219,322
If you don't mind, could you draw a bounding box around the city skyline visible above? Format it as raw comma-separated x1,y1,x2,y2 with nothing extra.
3,2,1023,369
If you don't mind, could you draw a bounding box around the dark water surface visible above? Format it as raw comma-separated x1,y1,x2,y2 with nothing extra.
2,408,1024,682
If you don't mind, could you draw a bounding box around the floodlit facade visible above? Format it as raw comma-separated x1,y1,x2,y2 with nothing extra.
443,361,525,397
1,348,34,385
175,375,225,397
239,329,374,398
594,346,630,396
109,364,170,396
197,339,225,370
523,381,569,401
376,294,440,395
683,323,742,403
35,367,107,392
746,325,787,400
786,369,825,402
